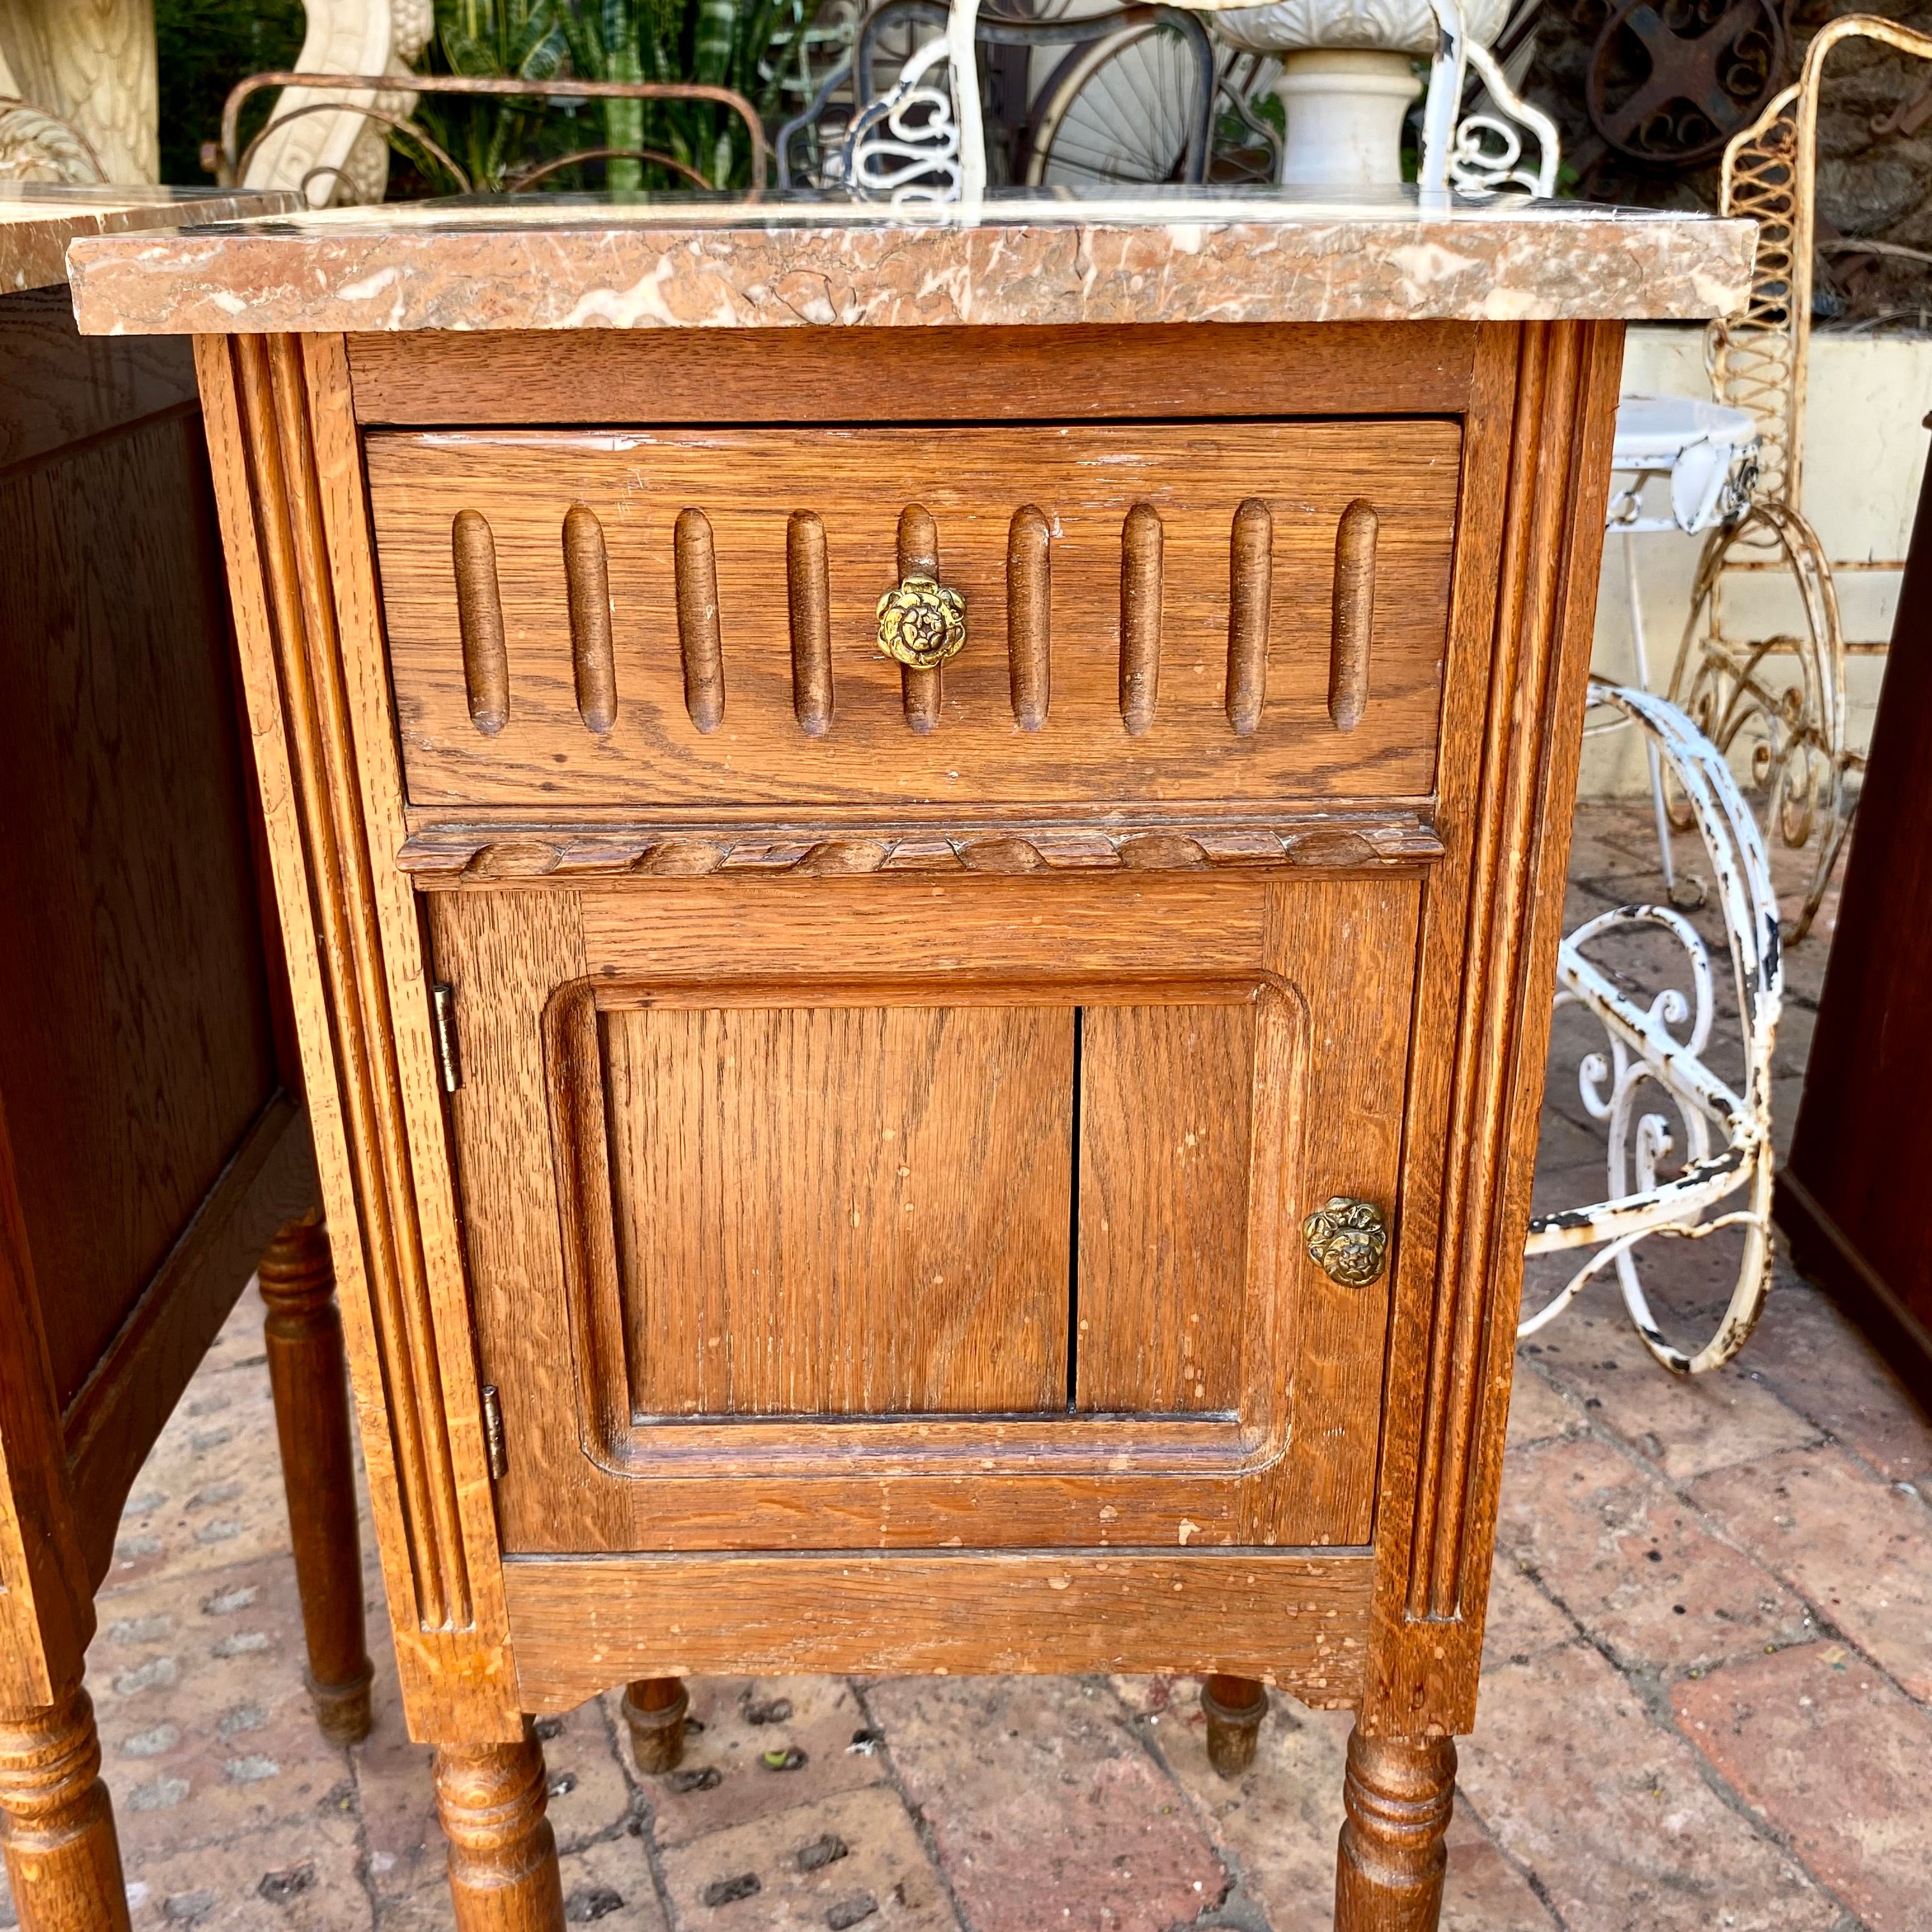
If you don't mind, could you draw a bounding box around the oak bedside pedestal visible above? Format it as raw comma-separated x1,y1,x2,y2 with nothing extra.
0,185,376,1932
66,192,1752,1932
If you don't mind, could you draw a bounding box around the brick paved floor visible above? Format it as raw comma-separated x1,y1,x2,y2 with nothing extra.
8,802,1928,1932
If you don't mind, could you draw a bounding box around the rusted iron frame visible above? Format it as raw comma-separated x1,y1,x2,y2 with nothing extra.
1682,16,1932,939
1524,682,1782,1376
218,72,769,195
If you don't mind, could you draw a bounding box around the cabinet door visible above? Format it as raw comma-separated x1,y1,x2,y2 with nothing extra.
434,870,1418,1554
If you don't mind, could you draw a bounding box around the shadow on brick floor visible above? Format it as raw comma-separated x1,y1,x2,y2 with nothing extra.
5,802,1928,1932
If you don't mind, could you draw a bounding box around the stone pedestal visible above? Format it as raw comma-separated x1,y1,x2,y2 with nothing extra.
1273,49,1422,187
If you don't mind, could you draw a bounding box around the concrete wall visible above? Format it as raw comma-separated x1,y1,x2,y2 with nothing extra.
1580,323,1932,795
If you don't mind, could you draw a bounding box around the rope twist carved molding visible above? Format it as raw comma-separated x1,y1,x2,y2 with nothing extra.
397,814,1445,884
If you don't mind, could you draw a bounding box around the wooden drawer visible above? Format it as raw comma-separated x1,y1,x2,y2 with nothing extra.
366,418,1461,815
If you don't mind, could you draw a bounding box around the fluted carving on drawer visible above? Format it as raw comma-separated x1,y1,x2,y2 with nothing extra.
1330,499,1378,732
673,508,724,733
1119,502,1163,737
562,503,617,734
786,510,833,737
1225,498,1273,737
374,421,1465,809
451,509,508,737
896,504,942,735
1006,505,1051,730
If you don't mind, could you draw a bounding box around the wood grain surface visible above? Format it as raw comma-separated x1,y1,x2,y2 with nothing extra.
434,1729,565,1932
599,1000,1075,1416
0,1094,91,1710
346,322,1480,428
502,1549,1372,1706
0,409,279,1410
0,1682,130,1932
1075,1000,1252,1414
0,293,313,1721
259,1216,376,1747
396,809,1444,884
1355,321,1623,1745
62,1098,315,1588
0,288,195,475
190,313,1625,1824
365,420,1461,811
197,333,521,1740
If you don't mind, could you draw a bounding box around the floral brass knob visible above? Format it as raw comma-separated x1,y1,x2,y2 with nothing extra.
877,574,966,670
1301,1197,1389,1287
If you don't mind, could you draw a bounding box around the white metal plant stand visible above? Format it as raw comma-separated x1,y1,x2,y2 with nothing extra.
1604,394,1760,903
1522,682,1782,1376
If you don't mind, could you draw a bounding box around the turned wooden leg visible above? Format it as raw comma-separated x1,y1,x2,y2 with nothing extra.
1335,1728,1457,1932
434,1727,565,1932
1200,1674,1268,1779
0,1685,130,1932
620,1676,689,1774
259,1214,374,1745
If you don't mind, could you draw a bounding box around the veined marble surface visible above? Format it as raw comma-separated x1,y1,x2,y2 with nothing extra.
0,184,295,296
65,187,1755,335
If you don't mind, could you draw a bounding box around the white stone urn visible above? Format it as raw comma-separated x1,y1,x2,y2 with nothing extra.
1209,0,1511,187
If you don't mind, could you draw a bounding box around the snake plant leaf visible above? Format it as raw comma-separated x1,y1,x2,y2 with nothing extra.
434,0,494,77
693,0,738,84
599,0,641,72
510,1,569,79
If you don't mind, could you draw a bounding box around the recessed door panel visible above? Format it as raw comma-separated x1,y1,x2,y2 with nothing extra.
1075,1000,1257,1416
599,1000,1073,1418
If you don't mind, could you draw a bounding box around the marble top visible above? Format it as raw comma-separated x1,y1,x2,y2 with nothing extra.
65,187,1756,335
0,184,296,296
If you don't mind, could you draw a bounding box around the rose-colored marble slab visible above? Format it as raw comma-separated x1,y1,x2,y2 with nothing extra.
0,184,295,296
64,188,1754,335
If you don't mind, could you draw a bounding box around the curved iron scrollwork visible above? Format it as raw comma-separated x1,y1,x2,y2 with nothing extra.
1420,0,1561,197
1522,682,1782,1376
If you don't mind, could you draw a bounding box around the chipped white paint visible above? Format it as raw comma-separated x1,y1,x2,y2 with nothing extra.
1524,682,1782,1376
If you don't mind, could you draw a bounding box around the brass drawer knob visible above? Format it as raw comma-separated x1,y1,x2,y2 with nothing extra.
877,574,967,670
1302,1197,1389,1286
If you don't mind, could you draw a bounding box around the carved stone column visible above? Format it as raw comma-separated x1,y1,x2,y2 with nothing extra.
241,1,436,208
0,0,157,183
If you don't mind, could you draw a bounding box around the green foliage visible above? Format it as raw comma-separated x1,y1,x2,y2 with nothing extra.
410,0,807,193
410,0,574,189
154,0,306,185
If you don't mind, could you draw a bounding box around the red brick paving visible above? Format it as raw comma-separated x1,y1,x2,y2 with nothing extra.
1673,1643,1932,1932
1,803,1924,1931
1496,1434,1816,1673
1689,1446,1932,1703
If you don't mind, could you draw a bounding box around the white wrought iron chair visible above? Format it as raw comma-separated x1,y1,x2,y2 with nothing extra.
1667,13,1932,942
1522,682,1782,1376
842,0,1558,204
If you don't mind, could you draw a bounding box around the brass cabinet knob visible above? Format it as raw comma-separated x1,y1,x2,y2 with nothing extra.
877,574,966,669
1301,1197,1389,1286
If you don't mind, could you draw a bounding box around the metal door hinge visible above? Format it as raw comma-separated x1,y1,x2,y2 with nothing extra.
431,982,463,1093
480,1384,507,1481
